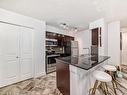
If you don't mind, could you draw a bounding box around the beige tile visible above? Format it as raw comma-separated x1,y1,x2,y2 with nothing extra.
1,70,127,95
0,72,62,95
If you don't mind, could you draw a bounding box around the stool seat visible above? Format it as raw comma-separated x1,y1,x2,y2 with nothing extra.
102,64,117,71
93,71,112,82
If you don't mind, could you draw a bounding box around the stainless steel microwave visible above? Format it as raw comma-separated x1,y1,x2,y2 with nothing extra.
46,39,58,46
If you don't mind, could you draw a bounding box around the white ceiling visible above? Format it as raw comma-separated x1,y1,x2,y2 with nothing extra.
0,0,127,30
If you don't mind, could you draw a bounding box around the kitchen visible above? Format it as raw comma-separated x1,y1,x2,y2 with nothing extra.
45,31,74,73
46,19,127,95
0,0,127,95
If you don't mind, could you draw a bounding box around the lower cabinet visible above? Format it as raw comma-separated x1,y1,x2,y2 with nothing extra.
56,59,70,95
0,22,33,87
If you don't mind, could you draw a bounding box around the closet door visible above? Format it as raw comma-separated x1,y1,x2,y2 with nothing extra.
20,27,33,80
0,23,20,87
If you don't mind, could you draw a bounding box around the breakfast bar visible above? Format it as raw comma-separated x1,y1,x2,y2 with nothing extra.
56,55,110,95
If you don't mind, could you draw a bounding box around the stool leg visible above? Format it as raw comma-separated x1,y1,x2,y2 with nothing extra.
106,70,117,95
102,82,108,95
104,82,109,93
91,80,99,95
112,73,118,88
104,82,113,95
99,82,112,95
98,82,106,95
112,73,118,95
112,80,117,95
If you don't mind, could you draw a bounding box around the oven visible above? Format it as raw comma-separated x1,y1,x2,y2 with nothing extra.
46,54,60,73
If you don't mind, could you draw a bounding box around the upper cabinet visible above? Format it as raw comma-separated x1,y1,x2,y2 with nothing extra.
46,32,57,39
57,34,64,46
46,31,74,47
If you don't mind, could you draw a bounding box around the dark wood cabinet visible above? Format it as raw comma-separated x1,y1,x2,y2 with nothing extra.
56,59,70,95
70,37,74,41
91,28,99,55
46,31,74,47
46,31,57,39
92,28,99,46
57,34,64,46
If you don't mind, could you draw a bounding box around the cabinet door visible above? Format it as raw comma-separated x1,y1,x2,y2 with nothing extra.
0,23,20,87
20,27,33,80
56,60,70,95
92,28,99,46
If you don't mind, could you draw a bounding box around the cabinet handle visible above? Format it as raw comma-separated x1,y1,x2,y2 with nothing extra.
99,27,102,47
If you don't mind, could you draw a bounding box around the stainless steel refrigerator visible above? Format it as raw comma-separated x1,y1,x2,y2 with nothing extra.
71,41,79,57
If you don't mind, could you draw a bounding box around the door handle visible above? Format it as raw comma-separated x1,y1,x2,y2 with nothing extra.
16,56,20,58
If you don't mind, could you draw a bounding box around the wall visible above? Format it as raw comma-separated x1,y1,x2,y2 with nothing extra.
75,18,108,56
108,21,120,65
46,25,74,37
121,27,127,32
89,18,108,56
75,30,91,55
0,8,46,77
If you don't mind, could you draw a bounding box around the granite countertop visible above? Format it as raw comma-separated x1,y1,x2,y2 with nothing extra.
56,54,110,70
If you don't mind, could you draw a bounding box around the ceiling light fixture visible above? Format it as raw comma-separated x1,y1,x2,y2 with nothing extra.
59,23,78,32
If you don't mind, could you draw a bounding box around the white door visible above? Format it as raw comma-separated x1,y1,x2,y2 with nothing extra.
0,23,20,87
0,22,34,87
20,27,33,80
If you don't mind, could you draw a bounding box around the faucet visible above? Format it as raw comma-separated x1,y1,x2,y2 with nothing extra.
83,48,90,55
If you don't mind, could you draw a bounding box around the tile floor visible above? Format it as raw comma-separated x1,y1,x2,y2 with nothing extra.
0,73,62,95
1,64,127,95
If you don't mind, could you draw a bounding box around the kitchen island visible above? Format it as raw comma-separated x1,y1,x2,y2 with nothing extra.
56,55,110,95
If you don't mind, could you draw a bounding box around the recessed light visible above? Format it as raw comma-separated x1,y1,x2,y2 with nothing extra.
60,23,67,27
74,28,78,32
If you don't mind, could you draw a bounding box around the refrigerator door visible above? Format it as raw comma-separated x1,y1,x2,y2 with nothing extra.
71,41,78,48
71,48,79,57
71,41,79,56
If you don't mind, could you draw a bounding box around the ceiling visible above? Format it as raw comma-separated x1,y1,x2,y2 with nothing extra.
0,0,127,30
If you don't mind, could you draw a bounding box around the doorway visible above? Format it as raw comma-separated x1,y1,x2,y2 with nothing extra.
91,28,99,55
121,32,127,65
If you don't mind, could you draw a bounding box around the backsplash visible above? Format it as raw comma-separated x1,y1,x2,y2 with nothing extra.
46,46,64,54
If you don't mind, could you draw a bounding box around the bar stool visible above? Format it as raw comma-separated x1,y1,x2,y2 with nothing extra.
89,71,112,95
102,64,117,94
